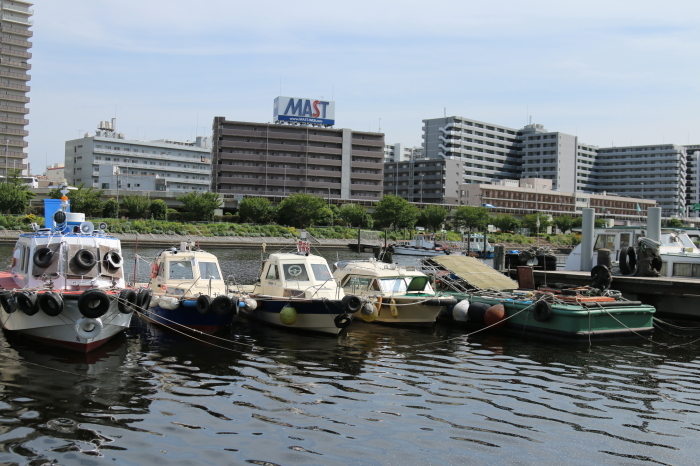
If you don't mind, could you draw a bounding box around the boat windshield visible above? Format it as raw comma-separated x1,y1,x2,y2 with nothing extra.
282,263,310,281
168,259,194,280
198,261,221,280
310,263,332,282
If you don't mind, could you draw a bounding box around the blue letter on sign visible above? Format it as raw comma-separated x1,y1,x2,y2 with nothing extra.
284,99,302,116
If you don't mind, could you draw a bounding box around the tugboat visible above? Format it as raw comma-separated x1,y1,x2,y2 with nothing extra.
143,240,236,334
0,184,137,352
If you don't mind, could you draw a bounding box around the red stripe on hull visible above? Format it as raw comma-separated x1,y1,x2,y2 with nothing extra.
12,331,114,353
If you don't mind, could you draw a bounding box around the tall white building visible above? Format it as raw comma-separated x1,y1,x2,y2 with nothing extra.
65,120,211,193
0,0,32,176
384,143,423,162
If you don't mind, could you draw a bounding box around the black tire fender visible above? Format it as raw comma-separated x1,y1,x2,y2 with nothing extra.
33,247,55,268
342,295,362,313
533,300,553,322
196,294,212,314
334,313,352,329
210,295,233,315
78,289,111,318
136,288,153,310
39,291,64,317
651,256,662,272
118,289,138,314
619,247,636,275
75,249,96,269
0,290,15,314
103,250,123,271
15,290,39,316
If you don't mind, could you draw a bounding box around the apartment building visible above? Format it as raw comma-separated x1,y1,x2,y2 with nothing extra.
0,0,32,176
686,145,700,217
384,143,423,162
45,162,64,185
211,118,384,201
384,157,462,204
65,120,211,193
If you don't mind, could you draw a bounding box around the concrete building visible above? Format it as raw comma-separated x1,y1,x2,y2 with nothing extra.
685,145,700,217
45,162,64,185
211,118,384,201
384,157,462,204
65,120,211,194
384,143,423,162
0,0,32,176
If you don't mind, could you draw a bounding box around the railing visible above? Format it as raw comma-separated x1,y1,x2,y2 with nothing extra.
0,25,32,37
0,37,31,47
0,69,28,80
0,93,28,103
0,104,28,114
1,14,32,26
0,58,30,69
0,115,27,125
2,5,34,16
0,127,28,136
0,81,28,91
93,147,210,163
0,47,30,58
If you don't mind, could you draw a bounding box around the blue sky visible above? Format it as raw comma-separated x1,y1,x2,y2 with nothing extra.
27,0,700,171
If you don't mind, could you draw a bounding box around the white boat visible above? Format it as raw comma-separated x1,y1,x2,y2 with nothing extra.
0,184,136,352
241,237,358,335
333,259,457,325
391,234,463,256
464,234,494,258
144,241,236,334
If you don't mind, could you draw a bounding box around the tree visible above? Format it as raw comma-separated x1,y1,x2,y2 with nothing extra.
103,198,119,218
122,195,151,219
553,215,575,234
339,204,372,228
48,184,103,217
150,199,167,220
665,218,684,228
453,206,490,232
372,195,419,230
522,213,552,234
418,205,448,231
492,214,519,233
178,191,222,222
0,171,34,214
238,197,273,223
276,193,327,228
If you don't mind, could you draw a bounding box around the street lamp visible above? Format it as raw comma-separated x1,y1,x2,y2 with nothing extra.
327,186,331,209
4,138,8,181
420,174,424,205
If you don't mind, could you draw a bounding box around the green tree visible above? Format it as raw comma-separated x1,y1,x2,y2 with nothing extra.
417,205,448,231
492,214,519,233
0,170,34,214
372,195,419,230
522,213,552,234
665,218,684,228
339,204,372,228
553,215,575,234
276,193,327,228
572,216,607,229
239,197,273,223
48,184,104,217
178,191,222,222
122,195,151,219
453,206,490,232
150,199,167,220
103,198,119,218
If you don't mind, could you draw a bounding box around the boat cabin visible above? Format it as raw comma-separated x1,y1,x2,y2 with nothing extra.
150,242,225,297
253,253,341,300
334,261,435,297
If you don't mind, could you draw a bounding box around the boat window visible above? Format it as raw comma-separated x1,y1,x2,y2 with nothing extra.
594,234,615,251
168,259,194,280
265,264,278,279
342,276,372,291
282,263,310,281
672,263,700,278
407,276,429,292
620,233,631,250
379,278,409,293
198,262,221,280
310,263,332,282
20,245,28,273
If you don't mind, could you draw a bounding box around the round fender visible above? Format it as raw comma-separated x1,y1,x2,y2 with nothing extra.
334,313,352,329
210,295,233,316
452,299,470,322
389,298,398,318
15,290,39,316
39,291,64,317
484,304,506,328
103,251,123,271
619,247,636,275
0,290,15,314
136,288,152,310
75,317,103,340
467,302,491,324
78,289,111,318
33,247,55,268
591,264,613,290
533,300,553,322
196,294,212,314
118,289,138,314
280,306,297,325
342,295,362,313
74,249,96,269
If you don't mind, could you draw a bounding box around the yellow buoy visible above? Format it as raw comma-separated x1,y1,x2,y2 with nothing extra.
361,302,378,322
280,306,297,325
390,298,398,318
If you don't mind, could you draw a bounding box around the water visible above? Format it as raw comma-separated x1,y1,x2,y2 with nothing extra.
0,245,699,465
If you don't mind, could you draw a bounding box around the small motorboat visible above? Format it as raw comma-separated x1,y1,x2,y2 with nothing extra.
0,184,137,352
390,233,463,256
143,240,236,334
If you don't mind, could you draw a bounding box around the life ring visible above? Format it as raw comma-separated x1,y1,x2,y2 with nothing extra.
533,300,553,322
39,291,63,317
136,288,152,310
78,289,111,318
33,247,56,268
389,298,398,318
15,290,39,316
342,295,362,313
196,294,212,314
74,249,96,269
334,313,352,329
619,247,636,275
0,290,15,313
118,289,137,314
75,317,103,340
103,251,123,271
150,263,160,279
210,295,233,315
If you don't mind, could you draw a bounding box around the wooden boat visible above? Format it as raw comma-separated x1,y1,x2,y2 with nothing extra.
143,241,236,334
0,184,136,352
333,258,457,325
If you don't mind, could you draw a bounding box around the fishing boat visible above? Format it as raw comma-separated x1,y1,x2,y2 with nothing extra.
239,235,357,335
333,258,457,325
390,233,462,256
422,255,655,342
0,184,137,352
463,234,494,258
143,241,236,334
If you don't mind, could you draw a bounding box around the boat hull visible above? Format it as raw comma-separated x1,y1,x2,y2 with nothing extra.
143,302,236,334
359,298,449,325
243,297,349,335
392,246,451,256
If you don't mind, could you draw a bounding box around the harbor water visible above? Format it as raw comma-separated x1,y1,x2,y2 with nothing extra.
0,245,699,465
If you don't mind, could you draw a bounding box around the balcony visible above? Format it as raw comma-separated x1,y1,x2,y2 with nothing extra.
1,14,33,26
0,104,28,114
0,69,28,80
2,5,34,16
0,58,30,70
0,93,28,103
0,25,32,37
0,115,27,125
0,81,28,92
0,127,27,136
0,47,30,59
0,37,31,48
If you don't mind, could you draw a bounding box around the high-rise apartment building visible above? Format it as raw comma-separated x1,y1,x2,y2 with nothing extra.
0,0,32,176
384,143,423,162
686,145,700,217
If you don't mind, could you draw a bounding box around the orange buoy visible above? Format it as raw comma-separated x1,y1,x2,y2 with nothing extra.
484,304,506,328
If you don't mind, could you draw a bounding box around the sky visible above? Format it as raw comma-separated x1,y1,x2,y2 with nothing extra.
26,0,700,172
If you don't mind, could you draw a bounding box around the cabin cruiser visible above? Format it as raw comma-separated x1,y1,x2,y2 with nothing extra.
390,234,463,256
0,184,136,352
144,241,236,334
333,259,457,325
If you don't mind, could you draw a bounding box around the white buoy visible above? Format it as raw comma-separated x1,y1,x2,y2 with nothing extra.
452,299,470,322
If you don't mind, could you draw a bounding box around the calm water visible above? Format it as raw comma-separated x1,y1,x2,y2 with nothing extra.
0,245,699,465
